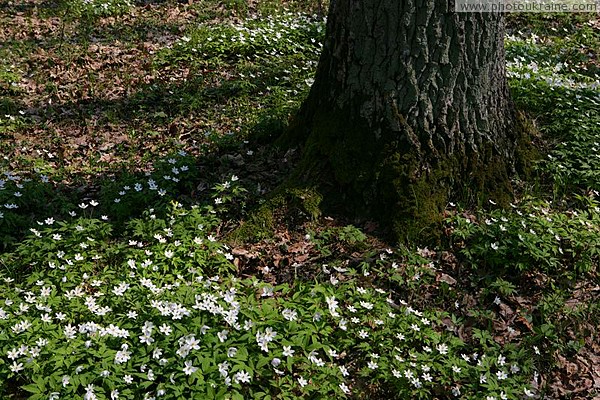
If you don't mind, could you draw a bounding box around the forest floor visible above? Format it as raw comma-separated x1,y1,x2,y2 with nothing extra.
0,1,599,399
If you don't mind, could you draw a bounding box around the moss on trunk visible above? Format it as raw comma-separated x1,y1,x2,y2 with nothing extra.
285,109,522,243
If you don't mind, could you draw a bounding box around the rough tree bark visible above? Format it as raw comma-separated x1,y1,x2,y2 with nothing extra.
285,0,524,240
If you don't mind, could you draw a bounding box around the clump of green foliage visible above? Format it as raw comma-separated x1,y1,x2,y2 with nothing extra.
506,29,600,194
447,197,600,278
0,153,538,400
64,0,133,18
161,13,324,63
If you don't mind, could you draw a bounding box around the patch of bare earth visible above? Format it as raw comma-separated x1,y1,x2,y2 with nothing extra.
544,282,600,399
1,0,232,172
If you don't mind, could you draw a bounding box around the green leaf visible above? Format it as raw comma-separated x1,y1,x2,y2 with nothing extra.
22,383,41,394
232,391,245,400
256,356,270,369
236,346,248,361
202,357,211,371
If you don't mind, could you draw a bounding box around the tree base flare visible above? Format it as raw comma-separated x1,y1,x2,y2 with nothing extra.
277,105,538,244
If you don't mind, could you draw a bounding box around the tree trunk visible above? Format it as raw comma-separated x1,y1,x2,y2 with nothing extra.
286,0,520,241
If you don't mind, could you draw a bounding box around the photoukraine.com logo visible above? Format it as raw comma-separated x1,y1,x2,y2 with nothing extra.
455,0,598,12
